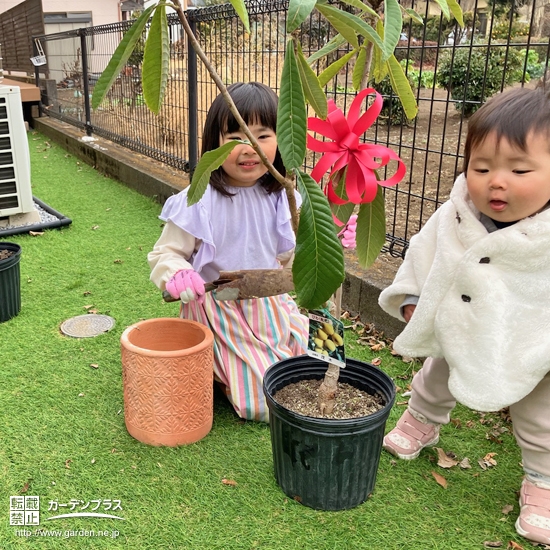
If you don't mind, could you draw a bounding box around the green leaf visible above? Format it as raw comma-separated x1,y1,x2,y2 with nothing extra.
371,19,388,83
355,186,386,268
91,5,155,109
142,2,170,114
404,8,424,24
431,0,451,21
316,4,386,60
277,41,307,170
315,3,359,49
446,0,465,27
293,171,345,309
352,46,368,91
228,0,250,33
330,170,355,225
339,0,378,17
318,49,356,88
287,0,316,33
187,141,239,206
296,43,327,119
383,0,402,62
307,34,346,65
387,54,418,120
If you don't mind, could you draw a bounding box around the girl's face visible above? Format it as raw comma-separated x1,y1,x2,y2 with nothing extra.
466,131,550,222
219,122,278,187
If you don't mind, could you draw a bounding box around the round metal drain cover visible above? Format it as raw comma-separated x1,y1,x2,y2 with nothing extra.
60,314,116,338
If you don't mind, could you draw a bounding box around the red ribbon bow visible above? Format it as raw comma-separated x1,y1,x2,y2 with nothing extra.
307,88,406,208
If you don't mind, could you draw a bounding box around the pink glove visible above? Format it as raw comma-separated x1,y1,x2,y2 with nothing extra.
338,214,357,249
165,269,206,304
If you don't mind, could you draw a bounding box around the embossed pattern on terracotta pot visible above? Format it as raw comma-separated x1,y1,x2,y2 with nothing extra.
120,318,214,446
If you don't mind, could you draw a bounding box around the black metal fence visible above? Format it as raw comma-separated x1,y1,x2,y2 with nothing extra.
33,0,550,258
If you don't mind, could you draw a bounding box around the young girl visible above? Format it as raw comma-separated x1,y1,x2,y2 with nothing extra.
148,82,308,423
379,84,550,546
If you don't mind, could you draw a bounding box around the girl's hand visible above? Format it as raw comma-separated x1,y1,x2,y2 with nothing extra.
338,214,358,249
403,304,416,323
166,270,206,304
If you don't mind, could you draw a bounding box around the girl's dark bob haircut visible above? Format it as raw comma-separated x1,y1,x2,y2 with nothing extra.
463,82,550,173
201,82,285,196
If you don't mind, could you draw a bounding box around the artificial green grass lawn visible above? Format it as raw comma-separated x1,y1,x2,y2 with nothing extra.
0,132,526,549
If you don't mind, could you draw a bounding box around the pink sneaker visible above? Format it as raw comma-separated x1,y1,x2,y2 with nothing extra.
383,409,440,460
515,478,550,545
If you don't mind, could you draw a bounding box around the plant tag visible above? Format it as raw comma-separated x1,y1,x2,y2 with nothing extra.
306,308,346,368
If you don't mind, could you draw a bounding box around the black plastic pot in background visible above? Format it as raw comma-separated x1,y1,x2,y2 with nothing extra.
263,356,396,511
0,242,22,323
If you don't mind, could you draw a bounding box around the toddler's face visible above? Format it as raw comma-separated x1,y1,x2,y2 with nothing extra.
219,122,278,187
466,131,550,222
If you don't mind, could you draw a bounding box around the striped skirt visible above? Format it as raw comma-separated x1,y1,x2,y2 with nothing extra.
182,293,308,422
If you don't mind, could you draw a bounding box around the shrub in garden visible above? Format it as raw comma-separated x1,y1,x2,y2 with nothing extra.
436,45,525,115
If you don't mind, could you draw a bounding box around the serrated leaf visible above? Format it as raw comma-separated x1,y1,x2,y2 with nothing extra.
404,8,424,24
92,5,155,109
355,186,386,268
296,43,327,119
142,2,170,114
187,141,239,205
431,0,451,21
387,55,418,120
339,0,378,17
383,0,402,62
307,34,346,65
352,46,368,91
277,41,307,170
228,0,250,33
318,50,356,88
287,0,316,33
315,3,359,49
446,0,464,26
316,4,386,60
293,170,345,309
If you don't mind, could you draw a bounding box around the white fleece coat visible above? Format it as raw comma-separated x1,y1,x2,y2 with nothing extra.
379,174,550,411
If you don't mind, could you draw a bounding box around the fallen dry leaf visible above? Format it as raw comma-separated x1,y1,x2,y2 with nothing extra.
90,363,99,369
501,504,514,515
507,542,525,550
65,459,72,469
91,225,100,230
484,452,498,466
483,542,503,548
459,457,472,469
29,231,44,236
83,304,94,310
371,357,382,366
435,447,459,469
221,478,237,486
20,482,30,494
431,470,447,488
114,259,123,264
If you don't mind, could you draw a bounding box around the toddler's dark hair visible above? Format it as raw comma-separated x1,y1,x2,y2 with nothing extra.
201,82,285,196
463,81,550,172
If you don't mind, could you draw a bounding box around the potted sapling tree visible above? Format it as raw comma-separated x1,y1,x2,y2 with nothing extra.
93,0,463,506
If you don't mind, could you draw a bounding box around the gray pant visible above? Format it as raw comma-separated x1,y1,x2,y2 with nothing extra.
409,357,550,478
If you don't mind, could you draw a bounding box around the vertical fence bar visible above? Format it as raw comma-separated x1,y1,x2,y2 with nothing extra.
187,11,198,174
80,29,92,137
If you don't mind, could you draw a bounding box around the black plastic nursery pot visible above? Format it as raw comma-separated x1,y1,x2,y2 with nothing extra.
263,356,396,511
0,242,21,323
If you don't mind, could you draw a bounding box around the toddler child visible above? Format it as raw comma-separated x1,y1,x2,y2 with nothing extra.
148,82,308,422
379,84,550,545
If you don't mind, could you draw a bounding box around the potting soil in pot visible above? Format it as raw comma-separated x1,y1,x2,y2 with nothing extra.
273,378,385,419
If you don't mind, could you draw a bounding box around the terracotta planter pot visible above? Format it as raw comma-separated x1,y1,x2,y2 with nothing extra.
120,318,214,446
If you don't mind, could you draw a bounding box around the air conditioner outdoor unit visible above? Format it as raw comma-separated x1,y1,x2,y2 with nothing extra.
0,84,40,224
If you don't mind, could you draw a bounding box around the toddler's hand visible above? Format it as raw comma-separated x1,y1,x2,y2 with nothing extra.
338,214,358,249
165,270,206,304
403,304,416,323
